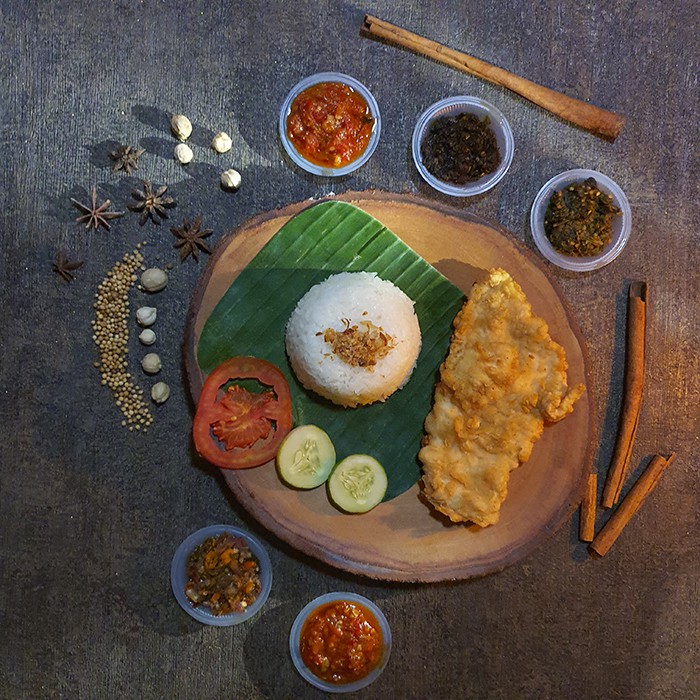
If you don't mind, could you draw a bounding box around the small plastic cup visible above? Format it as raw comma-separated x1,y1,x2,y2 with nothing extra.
279,72,381,177
171,524,272,626
412,95,514,197
289,592,392,693
530,169,631,271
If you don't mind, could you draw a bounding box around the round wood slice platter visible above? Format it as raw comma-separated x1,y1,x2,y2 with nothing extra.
184,191,595,582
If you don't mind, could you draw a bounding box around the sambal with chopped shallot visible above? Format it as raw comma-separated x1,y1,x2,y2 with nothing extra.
185,532,261,616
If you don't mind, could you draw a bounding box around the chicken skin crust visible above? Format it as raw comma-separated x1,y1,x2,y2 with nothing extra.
419,268,585,527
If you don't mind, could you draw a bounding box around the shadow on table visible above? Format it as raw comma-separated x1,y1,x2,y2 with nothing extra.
568,281,629,562
241,601,310,698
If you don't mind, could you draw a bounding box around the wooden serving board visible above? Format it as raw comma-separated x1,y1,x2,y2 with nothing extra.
184,191,595,582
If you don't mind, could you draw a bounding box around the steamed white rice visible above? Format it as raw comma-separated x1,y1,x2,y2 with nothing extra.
285,272,422,407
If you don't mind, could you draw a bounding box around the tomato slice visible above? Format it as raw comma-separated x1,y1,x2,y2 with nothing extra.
193,357,293,469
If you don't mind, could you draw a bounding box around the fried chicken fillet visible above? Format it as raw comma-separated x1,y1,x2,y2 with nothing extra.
419,268,585,527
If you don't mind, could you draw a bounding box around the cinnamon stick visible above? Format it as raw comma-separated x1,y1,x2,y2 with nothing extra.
602,281,648,508
589,452,676,557
579,473,597,542
362,14,624,140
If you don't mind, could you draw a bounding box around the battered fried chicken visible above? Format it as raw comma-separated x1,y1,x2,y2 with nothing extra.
419,268,585,527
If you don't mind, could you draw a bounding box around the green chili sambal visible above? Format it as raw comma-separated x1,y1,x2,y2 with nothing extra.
544,177,621,257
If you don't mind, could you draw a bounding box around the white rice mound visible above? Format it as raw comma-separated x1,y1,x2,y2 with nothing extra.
285,272,422,407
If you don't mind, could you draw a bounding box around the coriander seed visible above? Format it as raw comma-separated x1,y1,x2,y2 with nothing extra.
92,248,154,430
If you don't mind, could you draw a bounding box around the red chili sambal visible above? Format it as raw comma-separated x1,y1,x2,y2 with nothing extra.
299,599,384,684
286,82,375,168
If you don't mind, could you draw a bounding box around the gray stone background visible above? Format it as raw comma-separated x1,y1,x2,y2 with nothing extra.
0,1,697,698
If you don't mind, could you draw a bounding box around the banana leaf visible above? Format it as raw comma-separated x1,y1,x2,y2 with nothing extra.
197,200,465,500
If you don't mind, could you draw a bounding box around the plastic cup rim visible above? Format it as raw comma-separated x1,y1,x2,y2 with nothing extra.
411,95,515,197
170,524,272,627
289,591,392,693
529,168,632,271
279,71,381,177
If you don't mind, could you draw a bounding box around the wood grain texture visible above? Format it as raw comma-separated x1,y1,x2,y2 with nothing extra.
602,281,647,507
184,193,595,581
592,453,677,557
579,472,598,542
1,1,698,698
362,14,624,139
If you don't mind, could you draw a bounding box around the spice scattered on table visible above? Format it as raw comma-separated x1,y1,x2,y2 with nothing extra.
590,452,676,557
140,267,168,292
211,131,232,153
286,81,375,168
151,381,170,405
71,186,124,230
170,216,213,262
361,14,625,141
220,169,241,191
136,306,157,327
602,281,647,507
141,352,161,374
185,531,262,615
299,599,384,684
52,250,84,282
128,181,176,226
170,114,192,141
544,177,621,256
139,328,156,345
109,144,145,175
579,472,597,542
92,245,153,431
174,143,193,164
420,112,500,184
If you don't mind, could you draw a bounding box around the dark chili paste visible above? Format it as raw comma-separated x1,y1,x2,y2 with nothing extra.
299,600,383,684
185,532,261,616
420,112,500,184
544,177,621,256
286,82,375,168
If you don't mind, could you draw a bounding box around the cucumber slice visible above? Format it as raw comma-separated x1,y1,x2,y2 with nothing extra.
327,454,388,514
276,425,336,489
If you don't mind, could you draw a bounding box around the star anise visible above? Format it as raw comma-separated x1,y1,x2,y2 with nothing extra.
128,181,176,225
109,144,145,175
52,250,84,282
71,186,124,230
170,216,213,262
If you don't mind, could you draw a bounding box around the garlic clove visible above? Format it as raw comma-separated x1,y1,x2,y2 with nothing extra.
221,168,241,191
151,381,170,404
136,306,157,327
211,131,232,153
170,114,192,141
141,352,162,374
139,328,156,345
174,143,194,164
140,268,168,292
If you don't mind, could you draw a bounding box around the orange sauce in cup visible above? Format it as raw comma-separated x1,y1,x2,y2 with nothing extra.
299,599,383,684
286,82,375,168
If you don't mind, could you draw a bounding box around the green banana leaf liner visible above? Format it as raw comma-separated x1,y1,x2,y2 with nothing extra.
197,200,465,500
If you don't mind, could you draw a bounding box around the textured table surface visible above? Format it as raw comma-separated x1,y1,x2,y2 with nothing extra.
1,2,698,699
